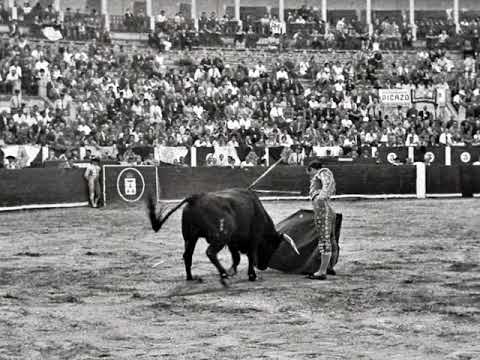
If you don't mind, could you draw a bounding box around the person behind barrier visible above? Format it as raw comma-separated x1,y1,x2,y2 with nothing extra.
306,159,336,280
4,155,19,169
473,155,480,166
84,157,101,208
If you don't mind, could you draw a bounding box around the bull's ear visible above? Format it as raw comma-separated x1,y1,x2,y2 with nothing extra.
282,233,300,255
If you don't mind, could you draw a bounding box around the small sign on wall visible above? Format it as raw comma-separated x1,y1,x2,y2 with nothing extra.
103,165,159,206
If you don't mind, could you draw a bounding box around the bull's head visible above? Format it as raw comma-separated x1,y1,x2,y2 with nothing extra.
256,232,299,270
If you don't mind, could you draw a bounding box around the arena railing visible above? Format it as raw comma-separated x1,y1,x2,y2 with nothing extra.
1,159,478,212
16,10,59,27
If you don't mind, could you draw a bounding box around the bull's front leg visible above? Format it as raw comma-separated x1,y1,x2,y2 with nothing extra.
227,245,240,276
246,251,257,281
205,243,229,285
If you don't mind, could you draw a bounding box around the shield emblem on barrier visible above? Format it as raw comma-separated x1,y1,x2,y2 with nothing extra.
116,168,145,202
125,178,137,195
460,152,471,163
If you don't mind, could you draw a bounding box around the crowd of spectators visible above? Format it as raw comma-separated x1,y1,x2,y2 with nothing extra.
1,30,480,169
2,2,480,168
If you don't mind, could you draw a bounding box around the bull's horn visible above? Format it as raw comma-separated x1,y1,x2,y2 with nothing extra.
282,233,300,255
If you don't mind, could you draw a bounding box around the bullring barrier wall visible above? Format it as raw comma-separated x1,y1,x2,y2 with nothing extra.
101,164,418,205
0,168,89,211
102,163,447,205
1,164,479,211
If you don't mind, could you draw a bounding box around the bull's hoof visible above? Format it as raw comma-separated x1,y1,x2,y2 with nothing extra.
187,275,203,283
226,267,237,277
220,273,230,287
327,269,336,276
248,273,257,282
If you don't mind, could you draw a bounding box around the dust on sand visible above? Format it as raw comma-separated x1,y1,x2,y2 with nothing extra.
0,199,479,359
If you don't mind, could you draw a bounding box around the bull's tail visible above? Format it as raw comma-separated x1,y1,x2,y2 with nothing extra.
147,195,195,232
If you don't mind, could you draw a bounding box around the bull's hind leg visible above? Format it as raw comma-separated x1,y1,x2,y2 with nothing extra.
182,236,201,281
227,245,240,276
205,243,229,285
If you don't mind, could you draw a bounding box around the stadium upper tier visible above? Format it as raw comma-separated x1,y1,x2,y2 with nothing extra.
2,0,480,46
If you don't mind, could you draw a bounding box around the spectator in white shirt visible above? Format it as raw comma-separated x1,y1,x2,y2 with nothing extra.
149,100,162,121
156,10,167,25
77,118,92,136
248,67,260,79
255,62,267,76
6,68,21,93
12,109,26,124
299,59,309,77
288,147,305,165
308,96,320,109
192,103,204,119
405,129,420,146
279,132,294,147
9,61,22,77
472,155,480,165
341,117,353,129
227,136,239,147
276,68,289,81
334,80,345,93
270,16,283,35
473,130,480,146
208,66,221,80
239,116,251,129
364,130,377,145
439,128,453,145
270,102,284,119
438,30,449,46
332,61,343,80
216,153,229,167
227,117,240,131
464,56,476,79
194,66,205,81
35,56,50,73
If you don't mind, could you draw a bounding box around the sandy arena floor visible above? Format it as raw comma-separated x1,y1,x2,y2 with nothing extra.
0,199,479,360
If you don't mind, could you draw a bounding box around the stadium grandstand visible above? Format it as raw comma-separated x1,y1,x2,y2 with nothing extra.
1,0,480,170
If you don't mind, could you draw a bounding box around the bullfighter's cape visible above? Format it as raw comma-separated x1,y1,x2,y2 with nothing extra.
269,209,342,274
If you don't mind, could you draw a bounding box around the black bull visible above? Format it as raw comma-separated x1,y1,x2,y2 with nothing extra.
147,189,342,283
147,188,299,283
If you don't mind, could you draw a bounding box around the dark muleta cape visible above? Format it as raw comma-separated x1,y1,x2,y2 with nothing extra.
269,209,342,274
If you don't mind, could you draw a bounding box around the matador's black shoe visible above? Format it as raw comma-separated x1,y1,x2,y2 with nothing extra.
307,274,327,280
327,269,336,276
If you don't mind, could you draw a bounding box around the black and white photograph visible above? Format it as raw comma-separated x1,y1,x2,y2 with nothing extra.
0,0,479,358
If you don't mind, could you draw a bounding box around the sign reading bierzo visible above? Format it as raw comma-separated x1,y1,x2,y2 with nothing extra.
379,89,412,106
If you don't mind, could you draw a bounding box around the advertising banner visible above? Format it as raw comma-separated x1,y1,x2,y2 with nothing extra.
379,89,412,106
